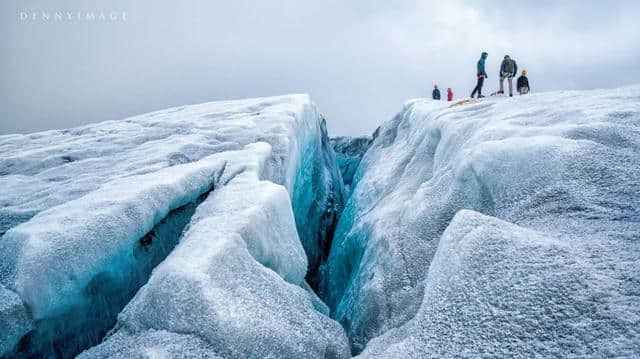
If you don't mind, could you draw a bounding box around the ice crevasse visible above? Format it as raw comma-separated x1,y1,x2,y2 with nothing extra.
326,86,640,356
330,136,372,198
0,94,348,358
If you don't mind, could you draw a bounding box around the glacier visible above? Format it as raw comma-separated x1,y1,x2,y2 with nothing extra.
326,87,640,356
330,136,372,197
0,95,348,358
1,85,639,358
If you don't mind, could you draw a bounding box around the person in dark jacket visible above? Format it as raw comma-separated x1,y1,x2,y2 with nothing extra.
517,70,530,95
498,55,518,96
432,85,441,100
470,52,488,98
447,88,453,101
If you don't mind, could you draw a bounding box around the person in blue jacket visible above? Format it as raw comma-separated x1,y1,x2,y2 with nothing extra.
470,52,488,98
432,85,441,100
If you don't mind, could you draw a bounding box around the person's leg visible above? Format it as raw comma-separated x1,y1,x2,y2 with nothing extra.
477,76,484,97
508,77,513,96
471,77,481,97
499,76,504,93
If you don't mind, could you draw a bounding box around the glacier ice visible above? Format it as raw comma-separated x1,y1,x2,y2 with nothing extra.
0,95,349,357
360,210,640,358
77,329,224,359
2,85,640,358
84,153,349,358
0,284,33,355
0,155,226,357
326,87,640,355
290,117,346,293
330,136,372,197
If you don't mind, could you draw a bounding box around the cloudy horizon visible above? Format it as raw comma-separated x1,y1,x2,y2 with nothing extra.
2,0,639,136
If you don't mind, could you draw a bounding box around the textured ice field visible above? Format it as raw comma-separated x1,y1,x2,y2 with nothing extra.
326,86,640,356
0,95,348,358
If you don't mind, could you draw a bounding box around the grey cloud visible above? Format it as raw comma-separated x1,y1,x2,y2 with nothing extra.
1,0,639,136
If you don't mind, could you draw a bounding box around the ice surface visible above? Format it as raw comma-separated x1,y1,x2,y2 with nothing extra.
326,87,640,354
0,96,322,235
360,210,640,357
1,155,225,318
0,284,33,355
330,136,372,197
78,328,224,359
87,159,349,358
0,153,226,356
0,94,348,357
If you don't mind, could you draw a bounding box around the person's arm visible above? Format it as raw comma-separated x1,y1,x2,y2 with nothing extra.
513,62,518,77
526,77,530,90
480,60,487,78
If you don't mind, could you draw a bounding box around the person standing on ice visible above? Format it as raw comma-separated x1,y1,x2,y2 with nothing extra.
498,55,518,96
517,70,530,95
432,85,441,100
447,88,453,101
470,52,488,98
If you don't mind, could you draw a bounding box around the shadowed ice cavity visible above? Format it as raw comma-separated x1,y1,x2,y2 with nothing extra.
5,187,216,359
290,117,347,297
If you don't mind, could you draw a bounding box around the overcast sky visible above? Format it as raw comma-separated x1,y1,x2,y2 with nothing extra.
1,0,639,136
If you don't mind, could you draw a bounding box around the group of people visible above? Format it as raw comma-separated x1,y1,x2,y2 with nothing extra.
431,52,531,101
471,52,530,98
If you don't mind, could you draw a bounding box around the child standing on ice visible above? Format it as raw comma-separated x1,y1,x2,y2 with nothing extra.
517,70,530,95
447,88,453,101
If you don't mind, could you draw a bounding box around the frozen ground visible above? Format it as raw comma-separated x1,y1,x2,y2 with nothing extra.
326,86,640,356
0,95,348,358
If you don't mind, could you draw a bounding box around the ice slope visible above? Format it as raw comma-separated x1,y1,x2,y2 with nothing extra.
326,86,640,355
0,94,348,357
